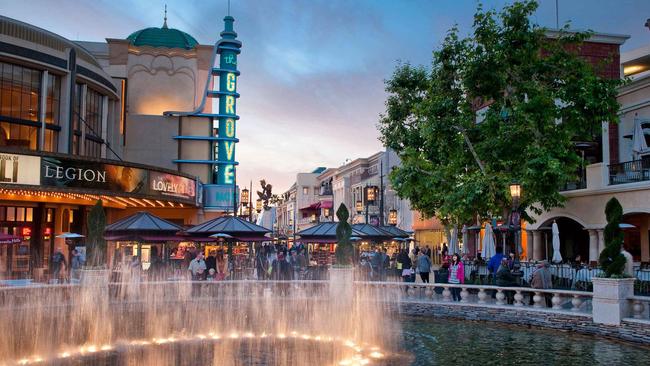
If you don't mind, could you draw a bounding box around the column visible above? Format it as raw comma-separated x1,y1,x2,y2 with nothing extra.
588,229,599,265
100,95,108,158
526,230,534,261
641,217,650,262
597,229,605,257
39,70,49,150
532,230,543,261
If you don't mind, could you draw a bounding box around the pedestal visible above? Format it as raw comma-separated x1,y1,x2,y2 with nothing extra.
592,277,635,325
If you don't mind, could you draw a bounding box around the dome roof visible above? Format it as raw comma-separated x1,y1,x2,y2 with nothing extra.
127,25,198,50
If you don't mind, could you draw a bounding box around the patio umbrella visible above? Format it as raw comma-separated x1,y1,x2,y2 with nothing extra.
481,223,495,259
56,232,85,239
209,233,233,239
551,221,562,263
461,225,469,255
448,227,459,255
632,118,648,159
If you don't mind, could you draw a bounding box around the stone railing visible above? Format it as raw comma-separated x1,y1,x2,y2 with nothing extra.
355,281,593,315
628,295,650,321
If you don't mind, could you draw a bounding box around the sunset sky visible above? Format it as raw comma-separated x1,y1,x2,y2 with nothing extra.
2,0,650,193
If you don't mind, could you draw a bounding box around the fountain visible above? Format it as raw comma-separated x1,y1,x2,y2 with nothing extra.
0,270,404,366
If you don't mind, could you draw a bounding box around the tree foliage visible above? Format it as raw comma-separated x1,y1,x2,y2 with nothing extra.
87,200,107,267
599,197,626,277
378,0,621,225
335,203,353,266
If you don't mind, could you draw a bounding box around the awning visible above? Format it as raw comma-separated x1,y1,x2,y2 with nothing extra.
300,201,333,211
297,238,338,244
104,234,185,242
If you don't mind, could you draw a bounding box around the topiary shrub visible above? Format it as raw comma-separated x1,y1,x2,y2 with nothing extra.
335,203,353,266
598,197,626,277
86,200,107,268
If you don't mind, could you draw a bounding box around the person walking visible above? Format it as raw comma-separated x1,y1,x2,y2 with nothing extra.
205,250,217,280
487,247,505,284
417,251,432,283
496,258,517,304
530,261,552,307
399,249,413,284
448,253,464,301
188,252,206,280
70,249,84,281
50,248,67,283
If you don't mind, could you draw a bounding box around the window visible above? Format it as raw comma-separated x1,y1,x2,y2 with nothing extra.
302,187,309,195
0,61,41,150
84,88,103,157
313,187,319,195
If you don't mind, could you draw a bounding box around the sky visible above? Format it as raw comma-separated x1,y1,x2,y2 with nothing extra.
1,0,650,193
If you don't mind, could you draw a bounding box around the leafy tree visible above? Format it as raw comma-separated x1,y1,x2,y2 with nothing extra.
86,200,107,267
378,0,621,225
335,204,353,266
599,197,626,277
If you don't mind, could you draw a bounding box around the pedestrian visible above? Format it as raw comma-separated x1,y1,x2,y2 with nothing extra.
529,261,552,307
621,245,634,277
216,250,227,281
448,253,464,301
496,258,517,304
50,247,67,283
371,248,383,281
205,250,217,279
425,245,432,259
188,252,206,280
417,250,432,283
487,246,505,284
70,249,84,281
256,246,268,280
507,251,516,270
381,248,390,281
399,249,414,282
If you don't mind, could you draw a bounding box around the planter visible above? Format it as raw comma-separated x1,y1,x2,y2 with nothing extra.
592,277,635,325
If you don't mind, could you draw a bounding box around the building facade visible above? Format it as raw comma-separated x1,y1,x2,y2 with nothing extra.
524,32,650,264
0,13,240,278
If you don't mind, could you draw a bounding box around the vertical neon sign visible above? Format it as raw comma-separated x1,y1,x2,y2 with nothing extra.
215,16,240,185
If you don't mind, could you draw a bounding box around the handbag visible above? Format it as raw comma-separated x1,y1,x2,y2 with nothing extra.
397,262,403,270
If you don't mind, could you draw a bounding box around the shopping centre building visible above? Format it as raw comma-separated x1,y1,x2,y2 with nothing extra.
0,13,239,277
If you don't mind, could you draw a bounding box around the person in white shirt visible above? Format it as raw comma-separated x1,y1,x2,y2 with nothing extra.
621,245,634,277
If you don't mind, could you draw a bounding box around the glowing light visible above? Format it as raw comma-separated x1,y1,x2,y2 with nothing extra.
277,333,286,339
369,351,384,358
100,345,112,351
86,346,97,353
229,332,239,339
59,352,70,358
244,332,254,338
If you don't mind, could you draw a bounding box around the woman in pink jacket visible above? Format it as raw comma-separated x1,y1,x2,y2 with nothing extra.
448,253,465,301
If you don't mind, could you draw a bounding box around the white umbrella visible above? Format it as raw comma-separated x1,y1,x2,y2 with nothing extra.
481,223,495,259
447,227,458,255
461,225,469,255
632,118,648,159
551,221,562,263
56,232,84,239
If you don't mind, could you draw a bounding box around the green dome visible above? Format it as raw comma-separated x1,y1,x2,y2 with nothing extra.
127,25,198,50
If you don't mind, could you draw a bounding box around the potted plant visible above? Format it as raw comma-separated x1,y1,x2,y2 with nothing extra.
330,204,354,285
592,197,635,325
80,200,110,285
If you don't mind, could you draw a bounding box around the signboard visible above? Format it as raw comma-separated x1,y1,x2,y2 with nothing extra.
0,153,40,185
42,157,148,194
150,171,196,200
39,156,196,200
203,184,238,210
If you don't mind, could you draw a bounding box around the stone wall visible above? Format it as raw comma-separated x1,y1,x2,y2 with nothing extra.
399,300,650,346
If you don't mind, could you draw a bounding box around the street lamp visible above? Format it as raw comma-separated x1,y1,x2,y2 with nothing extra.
388,209,398,226
355,200,363,214
241,188,249,207
509,181,522,261
509,182,521,209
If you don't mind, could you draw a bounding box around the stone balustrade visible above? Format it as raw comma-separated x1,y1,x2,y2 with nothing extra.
355,281,593,314
629,295,650,321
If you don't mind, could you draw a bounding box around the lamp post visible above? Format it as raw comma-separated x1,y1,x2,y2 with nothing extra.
509,181,522,260
364,185,378,225
388,209,398,226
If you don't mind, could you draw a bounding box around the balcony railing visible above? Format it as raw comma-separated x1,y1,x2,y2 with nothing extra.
319,187,333,196
609,158,650,185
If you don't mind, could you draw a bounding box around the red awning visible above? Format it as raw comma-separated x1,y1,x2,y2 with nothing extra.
300,201,333,211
